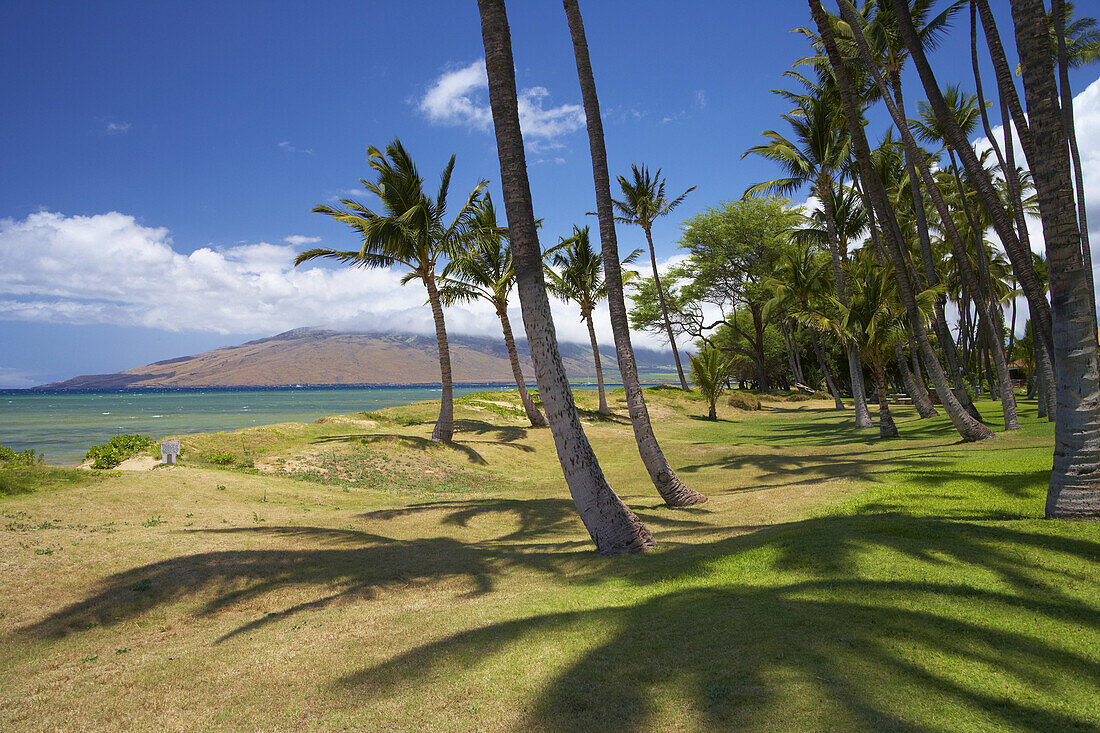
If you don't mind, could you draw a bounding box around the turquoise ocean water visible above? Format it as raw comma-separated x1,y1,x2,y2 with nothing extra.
0,386,496,465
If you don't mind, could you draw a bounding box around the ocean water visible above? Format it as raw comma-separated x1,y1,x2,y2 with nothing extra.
0,386,495,466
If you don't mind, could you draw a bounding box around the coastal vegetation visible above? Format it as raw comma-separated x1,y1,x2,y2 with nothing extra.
84,434,156,470
4,0,1100,727
285,0,1100,547
1,391,1097,729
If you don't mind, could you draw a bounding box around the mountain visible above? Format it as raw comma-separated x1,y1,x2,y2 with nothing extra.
36,328,680,389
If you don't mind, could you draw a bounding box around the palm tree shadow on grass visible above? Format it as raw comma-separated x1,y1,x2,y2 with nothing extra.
311,433,493,466
335,516,1099,731
19,508,1098,730
360,497,713,543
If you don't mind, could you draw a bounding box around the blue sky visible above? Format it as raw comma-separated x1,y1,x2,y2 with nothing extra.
1,1,1097,387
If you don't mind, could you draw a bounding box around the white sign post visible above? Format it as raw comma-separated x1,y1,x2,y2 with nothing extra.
160,440,180,465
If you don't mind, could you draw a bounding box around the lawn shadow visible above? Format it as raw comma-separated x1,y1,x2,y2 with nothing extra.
335,514,1100,731
361,497,713,542
453,419,528,443
311,433,490,465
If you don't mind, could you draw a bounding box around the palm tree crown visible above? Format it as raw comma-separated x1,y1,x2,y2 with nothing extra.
297,139,485,442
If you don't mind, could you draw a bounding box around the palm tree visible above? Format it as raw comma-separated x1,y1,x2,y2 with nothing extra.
765,238,847,410
563,0,708,507
476,0,655,553
898,0,1057,420
1011,0,1100,517
838,0,1020,432
611,164,696,391
299,139,484,443
841,253,934,439
689,344,730,420
809,0,993,441
544,225,636,416
743,84,875,429
438,194,547,427
1049,0,1097,315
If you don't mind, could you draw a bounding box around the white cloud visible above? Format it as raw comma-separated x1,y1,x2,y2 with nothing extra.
283,235,321,246
105,121,131,135
0,211,665,351
277,141,312,154
418,59,585,145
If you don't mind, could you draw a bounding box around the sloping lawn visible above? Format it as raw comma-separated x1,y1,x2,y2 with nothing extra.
1,390,1096,731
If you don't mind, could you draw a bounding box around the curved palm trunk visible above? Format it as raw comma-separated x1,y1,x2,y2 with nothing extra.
811,329,846,410
951,0,1059,398
498,308,548,427
821,186,873,428
1052,0,1096,322
782,322,801,385
906,326,938,417
895,342,937,418
872,363,899,439
564,0,707,507
1001,100,1057,422
1012,0,1100,518
478,0,655,553
883,74,976,419
791,328,806,384
865,186,938,420
584,310,611,415
946,153,1020,427
643,227,690,391
810,0,993,441
840,0,1017,431
423,273,454,442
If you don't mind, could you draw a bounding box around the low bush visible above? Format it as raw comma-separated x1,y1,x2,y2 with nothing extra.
85,435,156,470
0,443,41,467
727,392,761,411
208,452,237,466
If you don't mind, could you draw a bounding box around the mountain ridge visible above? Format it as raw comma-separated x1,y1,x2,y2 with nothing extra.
36,328,680,389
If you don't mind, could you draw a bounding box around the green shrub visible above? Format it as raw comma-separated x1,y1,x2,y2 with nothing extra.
0,443,41,467
85,435,156,470
208,452,237,466
727,392,761,411
785,393,814,402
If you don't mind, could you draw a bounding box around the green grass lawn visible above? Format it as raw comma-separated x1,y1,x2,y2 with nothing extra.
0,389,1096,731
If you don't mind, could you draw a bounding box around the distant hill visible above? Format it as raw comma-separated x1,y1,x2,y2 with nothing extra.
36,328,679,389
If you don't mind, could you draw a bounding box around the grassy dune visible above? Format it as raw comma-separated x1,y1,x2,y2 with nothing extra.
1,388,1097,731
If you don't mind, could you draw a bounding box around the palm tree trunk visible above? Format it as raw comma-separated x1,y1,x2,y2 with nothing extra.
949,0,1059,399
811,0,993,441
906,326,938,415
477,0,655,553
811,329,846,410
584,311,610,415
841,0,1017,432
1012,0,1100,518
423,272,454,442
883,71,975,417
821,184,873,428
872,364,899,439
895,342,937,418
792,327,806,384
1052,0,1097,320
498,307,548,427
643,226,689,391
563,0,707,507
947,154,1019,424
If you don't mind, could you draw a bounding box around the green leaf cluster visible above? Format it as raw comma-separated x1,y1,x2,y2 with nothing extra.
84,435,156,470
